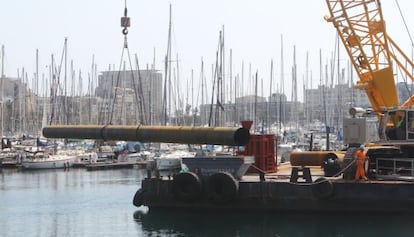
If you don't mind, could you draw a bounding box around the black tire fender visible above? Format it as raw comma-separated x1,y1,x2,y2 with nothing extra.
133,188,146,207
172,172,202,202
312,177,334,199
208,171,239,202
343,147,359,180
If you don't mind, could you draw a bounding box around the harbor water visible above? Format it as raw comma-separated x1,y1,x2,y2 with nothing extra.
1,168,413,237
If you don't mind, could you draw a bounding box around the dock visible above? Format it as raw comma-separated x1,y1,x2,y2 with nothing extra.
85,161,147,171
0,159,147,171
0,160,19,169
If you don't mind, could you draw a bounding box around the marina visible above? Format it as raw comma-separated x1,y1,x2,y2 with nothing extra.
40,120,414,214
3,0,414,236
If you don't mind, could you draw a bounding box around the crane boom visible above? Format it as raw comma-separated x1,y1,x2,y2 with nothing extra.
325,0,399,113
325,0,414,110
324,0,414,177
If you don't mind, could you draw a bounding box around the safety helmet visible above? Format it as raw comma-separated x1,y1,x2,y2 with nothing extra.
359,145,365,150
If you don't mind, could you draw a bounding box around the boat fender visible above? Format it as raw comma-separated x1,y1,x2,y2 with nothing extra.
312,177,334,199
133,188,146,207
172,172,202,202
343,147,359,180
208,171,239,203
192,167,201,175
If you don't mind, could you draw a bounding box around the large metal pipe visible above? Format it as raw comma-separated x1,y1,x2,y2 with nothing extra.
290,151,345,167
42,125,250,146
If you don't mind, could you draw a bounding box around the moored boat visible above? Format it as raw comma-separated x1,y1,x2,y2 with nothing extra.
21,152,76,169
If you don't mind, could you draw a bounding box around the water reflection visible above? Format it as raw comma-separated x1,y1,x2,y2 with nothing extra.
2,167,414,237
133,208,414,237
0,168,146,237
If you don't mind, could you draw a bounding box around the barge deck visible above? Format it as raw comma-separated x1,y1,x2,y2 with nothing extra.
135,164,414,214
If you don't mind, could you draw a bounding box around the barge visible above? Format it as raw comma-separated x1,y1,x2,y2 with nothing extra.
136,174,414,213
43,122,414,214
134,147,414,214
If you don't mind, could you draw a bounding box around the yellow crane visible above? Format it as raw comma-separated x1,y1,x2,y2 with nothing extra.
325,0,414,135
325,0,414,109
325,0,414,180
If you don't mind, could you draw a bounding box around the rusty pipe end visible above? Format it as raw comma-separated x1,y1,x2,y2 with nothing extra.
234,128,251,146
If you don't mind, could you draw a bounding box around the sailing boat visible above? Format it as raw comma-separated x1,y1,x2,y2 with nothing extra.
21,149,76,169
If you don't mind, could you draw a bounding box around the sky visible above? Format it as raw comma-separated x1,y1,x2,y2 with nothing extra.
1,0,414,103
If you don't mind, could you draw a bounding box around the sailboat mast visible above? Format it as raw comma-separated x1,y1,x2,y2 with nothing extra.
22,68,26,133
248,63,252,121
78,71,82,125
175,53,181,125
64,37,68,125
305,51,309,127
162,4,172,125
200,58,205,125
190,69,194,126
70,60,74,125
229,49,234,125
1,45,4,138
241,61,244,119
280,34,284,130
162,56,168,125
320,49,329,151
151,48,156,125
216,29,225,126
268,59,274,133
220,26,225,126
292,45,298,132
336,36,342,134
254,71,258,131
121,62,126,125
167,5,172,125
35,49,39,132
88,56,93,124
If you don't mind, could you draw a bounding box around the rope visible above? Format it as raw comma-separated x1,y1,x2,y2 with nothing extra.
250,164,266,174
110,0,148,125
393,0,414,98
395,0,414,48
286,159,357,186
109,47,125,124
332,159,356,178
250,164,267,182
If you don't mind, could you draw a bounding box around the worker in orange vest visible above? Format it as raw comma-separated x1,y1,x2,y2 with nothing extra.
354,145,368,181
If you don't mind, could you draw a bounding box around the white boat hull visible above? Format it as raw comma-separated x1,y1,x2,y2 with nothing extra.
22,155,75,169
155,158,182,176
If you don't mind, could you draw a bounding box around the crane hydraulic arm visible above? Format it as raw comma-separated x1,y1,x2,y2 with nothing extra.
325,0,414,113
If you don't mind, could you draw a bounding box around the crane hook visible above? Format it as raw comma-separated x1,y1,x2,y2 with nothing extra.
121,0,130,35
122,28,129,35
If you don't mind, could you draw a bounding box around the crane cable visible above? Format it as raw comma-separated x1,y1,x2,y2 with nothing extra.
393,0,414,100
394,0,414,48
109,0,147,125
